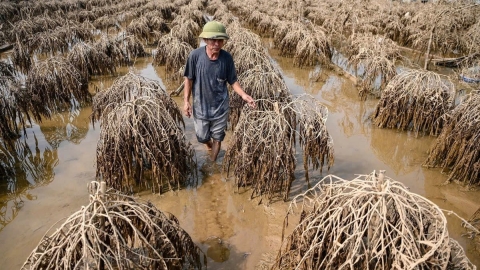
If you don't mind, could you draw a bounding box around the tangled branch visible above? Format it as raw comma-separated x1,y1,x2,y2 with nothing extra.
22,181,206,269
372,69,455,136
96,96,195,194
274,171,475,269
424,91,480,185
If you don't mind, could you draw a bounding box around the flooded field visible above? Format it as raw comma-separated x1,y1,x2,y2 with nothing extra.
1,39,479,269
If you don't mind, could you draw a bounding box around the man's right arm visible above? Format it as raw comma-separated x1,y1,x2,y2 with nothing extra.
183,77,193,118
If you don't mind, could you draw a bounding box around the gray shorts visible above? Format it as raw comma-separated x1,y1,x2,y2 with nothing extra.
193,113,228,143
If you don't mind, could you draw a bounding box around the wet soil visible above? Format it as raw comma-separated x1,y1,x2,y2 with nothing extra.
1,43,479,269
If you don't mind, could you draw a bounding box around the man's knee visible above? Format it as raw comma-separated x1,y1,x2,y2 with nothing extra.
211,131,226,142
196,135,211,144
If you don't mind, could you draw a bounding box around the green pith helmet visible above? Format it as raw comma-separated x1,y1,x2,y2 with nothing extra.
199,21,229,40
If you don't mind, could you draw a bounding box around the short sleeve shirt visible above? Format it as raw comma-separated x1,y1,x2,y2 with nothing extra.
184,47,237,120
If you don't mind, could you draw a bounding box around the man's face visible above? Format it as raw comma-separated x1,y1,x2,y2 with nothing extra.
205,38,225,53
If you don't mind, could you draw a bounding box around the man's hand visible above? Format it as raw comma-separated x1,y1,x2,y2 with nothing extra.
232,81,255,109
183,101,192,118
242,94,256,108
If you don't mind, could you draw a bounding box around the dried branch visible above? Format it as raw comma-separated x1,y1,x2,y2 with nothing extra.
274,171,475,269
22,181,206,269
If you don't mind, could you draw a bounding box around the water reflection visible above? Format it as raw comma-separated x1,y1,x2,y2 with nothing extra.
0,131,58,231
369,127,431,175
0,93,96,232
39,107,92,148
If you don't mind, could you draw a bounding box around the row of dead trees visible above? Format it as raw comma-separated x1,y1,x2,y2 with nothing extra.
9,0,209,269
0,0,478,268
226,0,480,187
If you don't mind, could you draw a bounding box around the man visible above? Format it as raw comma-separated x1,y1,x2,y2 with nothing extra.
183,21,254,162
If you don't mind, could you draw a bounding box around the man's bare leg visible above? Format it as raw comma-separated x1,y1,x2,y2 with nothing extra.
210,140,221,162
205,139,213,151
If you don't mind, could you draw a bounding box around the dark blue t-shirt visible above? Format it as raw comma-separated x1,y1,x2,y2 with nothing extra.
184,47,237,120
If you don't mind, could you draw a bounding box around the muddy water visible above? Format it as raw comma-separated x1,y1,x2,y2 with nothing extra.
1,45,480,269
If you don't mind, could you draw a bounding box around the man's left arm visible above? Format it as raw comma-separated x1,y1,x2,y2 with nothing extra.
231,81,255,108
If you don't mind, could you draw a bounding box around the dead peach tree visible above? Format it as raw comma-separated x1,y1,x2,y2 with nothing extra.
229,65,291,130
25,57,90,121
154,34,193,82
93,73,195,193
92,72,182,124
424,91,480,185
224,96,334,203
372,69,455,136
273,171,475,269
22,181,206,270
0,62,25,139
347,33,403,99
67,42,116,80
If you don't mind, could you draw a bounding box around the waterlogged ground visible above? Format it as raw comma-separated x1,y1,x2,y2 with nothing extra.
1,43,480,269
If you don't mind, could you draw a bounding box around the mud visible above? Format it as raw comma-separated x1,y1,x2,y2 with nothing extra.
1,44,479,269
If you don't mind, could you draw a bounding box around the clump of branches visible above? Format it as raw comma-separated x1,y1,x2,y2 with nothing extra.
120,34,148,60
217,12,237,27
257,15,280,37
146,1,176,20
1,60,35,138
27,22,94,55
94,35,135,66
381,4,416,46
246,10,263,26
424,92,480,185
21,181,206,269
407,3,479,56
224,101,296,203
223,22,265,55
144,10,170,32
178,2,205,25
276,21,306,57
274,21,331,67
154,34,193,81
0,61,15,86
93,14,120,32
273,171,475,270
372,69,455,136
92,72,182,125
229,65,290,129
12,38,33,74
67,42,115,80
347,34,403,98
0,2,18,26
294,26,331,67
297,97,334,183
0,78,26,139
126,15,168,44
230,45,275,77
224,97,334,203
25,57,90,120
170,18,201,48
461,20,480,55
10,15,63,43
96,96,196,193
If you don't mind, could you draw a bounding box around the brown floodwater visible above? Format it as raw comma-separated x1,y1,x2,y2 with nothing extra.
1,44,479,269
